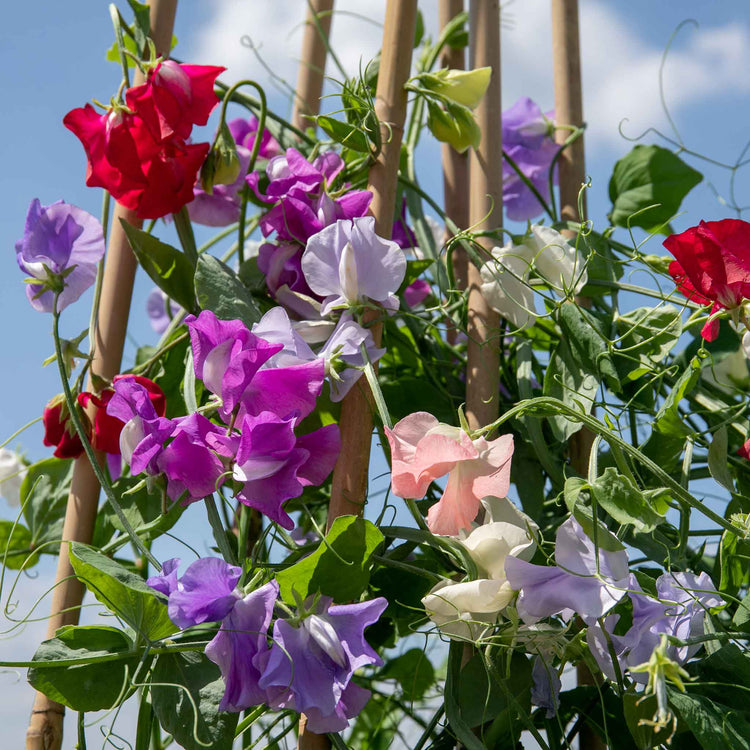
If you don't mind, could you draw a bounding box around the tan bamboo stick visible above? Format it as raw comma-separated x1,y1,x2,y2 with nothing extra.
298,3,417,747
25,4,178,748
465,0,502,432
552,3,602,748
439,0,470,293
291,0,335,130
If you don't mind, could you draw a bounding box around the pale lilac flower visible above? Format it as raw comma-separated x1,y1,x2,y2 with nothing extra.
206,581,279,711
146,288,182,334
505,517,629,623
259,596,387,733
251,307,316,368
16,199,105,313
302,217,407,316
531,654,562,718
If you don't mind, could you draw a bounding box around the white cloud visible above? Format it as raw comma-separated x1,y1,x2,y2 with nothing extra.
184,0,750,154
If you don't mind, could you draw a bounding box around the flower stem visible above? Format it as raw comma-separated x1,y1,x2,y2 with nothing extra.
204,495,237,564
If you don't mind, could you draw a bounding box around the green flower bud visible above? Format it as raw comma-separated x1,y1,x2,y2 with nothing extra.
426,100,481,153
420,66,492,110
200,121,241,194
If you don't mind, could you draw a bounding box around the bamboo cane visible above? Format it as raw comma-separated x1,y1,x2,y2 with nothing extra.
465,0,502,432
292,0,335,130
551,3,603,748
25,4,178,748
298,2,418,747
439,0,470,293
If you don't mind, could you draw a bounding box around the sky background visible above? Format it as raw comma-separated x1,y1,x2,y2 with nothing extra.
1,0,749,745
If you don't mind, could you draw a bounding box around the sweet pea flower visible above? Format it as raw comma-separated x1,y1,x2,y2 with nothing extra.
146,288,182,334
0,450,26,507
501,97,559,221
259,596,387,733
505,517,630,624
665,218,750,341
16,199,105,314
302,217,407,316
422,497,538,640
42,395,84,459
386,412,514,535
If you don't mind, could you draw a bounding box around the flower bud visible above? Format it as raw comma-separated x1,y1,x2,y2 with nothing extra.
420,67,491,110
201,121,241,194
426,101,481,153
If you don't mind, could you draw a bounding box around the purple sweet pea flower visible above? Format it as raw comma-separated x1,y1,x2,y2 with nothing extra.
146,288,182,335
186,310,282,415
259,596,387,733
229,116,281,160
16,199,105,313
258,241,316,297
501,97,559,222
147,557,242,630
106,377,175,475
251,307,317,367
157,413,227,502
531,654,562,719
302,217,407,316
226,411,340,530
505,517,629,624
391,198,419,250
205,580,279,711
404,279,431,308
319,314,386,402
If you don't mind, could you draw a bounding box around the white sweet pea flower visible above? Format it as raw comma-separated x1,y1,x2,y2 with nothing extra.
0,449,27,507
422,497,538,640
525,225,587,295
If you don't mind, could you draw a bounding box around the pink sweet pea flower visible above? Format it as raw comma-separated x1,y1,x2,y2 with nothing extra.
385,412,514,535
664,218,750,341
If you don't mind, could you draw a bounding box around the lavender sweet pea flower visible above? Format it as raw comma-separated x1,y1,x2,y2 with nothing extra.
503,97,553,149
146,288,182,334
16,199,105,313
251,307,316,367
107,377,175,475
320,314,386,402
259,597,387,733
302,217,407,316
146,558,180,597
505,517,629,624
205,580,279,711
531,654,561,718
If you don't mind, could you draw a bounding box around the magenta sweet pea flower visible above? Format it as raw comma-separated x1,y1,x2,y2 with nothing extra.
206,581,279,711
16,199,105,313
258,241,316,298
302,217,407,316
385,412,514,535
505,517,630,623
259,596,387,733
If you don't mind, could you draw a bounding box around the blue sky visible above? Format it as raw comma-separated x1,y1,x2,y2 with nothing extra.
1,0,749,743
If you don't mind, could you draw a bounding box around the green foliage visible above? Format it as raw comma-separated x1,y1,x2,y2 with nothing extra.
608,144,703,231
195,254,261,327
0,520,34,569
151,651,238,750
121,221,197,313
317,115,372,153
69,543,176,642
276,516,384,603
380,648,435,701
28,626,138,711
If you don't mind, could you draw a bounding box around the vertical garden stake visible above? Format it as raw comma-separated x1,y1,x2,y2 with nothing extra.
291,0,335,131
298,1,418,746
552,3,603,748
466,0,502,432
439,0,470,292
25,3,178,748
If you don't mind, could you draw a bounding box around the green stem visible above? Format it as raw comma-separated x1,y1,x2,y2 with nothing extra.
52,296,159,569
109,4,131,92
173,206,199,267
360,343,392,430
205,495,237,564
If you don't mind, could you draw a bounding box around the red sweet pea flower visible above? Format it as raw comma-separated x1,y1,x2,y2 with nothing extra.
43,396,85,460
78,375,166,457
126,61,225,142
664,219,750,341
64,104,210,220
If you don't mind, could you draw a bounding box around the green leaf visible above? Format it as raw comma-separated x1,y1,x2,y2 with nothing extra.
669,689,750,749
151,651,238,750
380,648,435,701
708,426,735,492
563,477,626,553
614,305,682,381
317,116,371,153
718,528,750,597
733,591,750,631
608,144,703,230
276,516,384,603
21,457,74,553
0,520,34,569
194,254,261,327
590,468,668,533
69,543,176,642
544,337,599,442
445,643,487,750
28,626,138,711
397,259,434,294
121,221,196,313
558,302,620,393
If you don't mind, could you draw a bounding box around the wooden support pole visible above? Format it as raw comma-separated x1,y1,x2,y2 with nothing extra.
299,2,417,747
439,0,470,292
292,0,335,131
25,4,178,748
466,0,502,431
